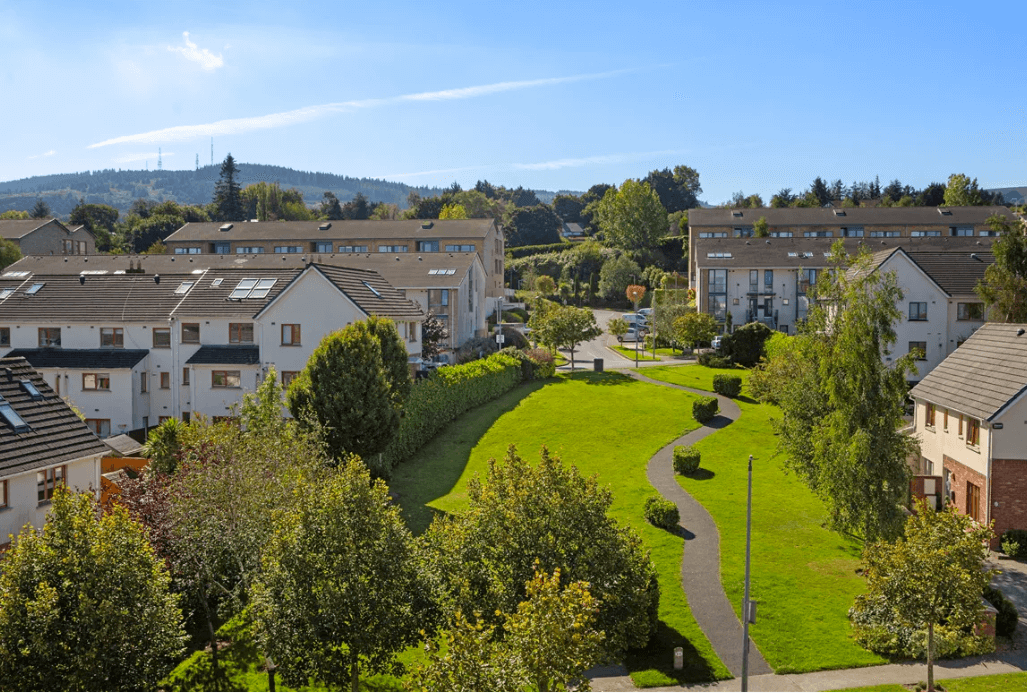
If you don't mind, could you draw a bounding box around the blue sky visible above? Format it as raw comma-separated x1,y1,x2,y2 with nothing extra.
3,0,1025,203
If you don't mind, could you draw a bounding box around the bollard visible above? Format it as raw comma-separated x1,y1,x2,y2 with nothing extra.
594,358,604,372
673,647,684,670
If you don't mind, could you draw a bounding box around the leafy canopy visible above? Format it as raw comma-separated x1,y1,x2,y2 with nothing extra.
975,214,1027,322
596,179,668,253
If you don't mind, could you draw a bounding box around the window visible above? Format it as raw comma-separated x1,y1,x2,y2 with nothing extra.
769,231,793,237
749,270,758,293
708,269,727,321
978,230,997,237
378,245,408,253
798,269,817,294
174,281,194,295
38,328,61,347
967,481,981,522
282,371,300,387
182,323,200,343
926,402,936,427
274,246,304,253
281,324,301,345
37,466,66,503
698,232,727,238
82,373,111,390
212,370,241,388
957,303,984,321
160,372,170,389
870,230,901,237
140,372,148,393
214,242,230,254
85,419,110,438
229,278,277,299
25,282,45,295
0,327,9,347
153,327,171,348
174,247,202,254
840,226,864,238
235,246,266,254
183,368,190,385
967,417,980,446
959,413,963,436
338,245,368,253
764,269,773,291
407,322,417,343
54,374,60,396
315,242,333,253
803,231,833,237
0,396,29,432
417,241,439,252
950,226,973,236
182,411,191,423
159,416,171,424
911,230,942,237
943,409,949,431
908,302,927,321
734,227,753,238
445,244,476,252
229,323,254,344
100,327,123,348
909,341,927,360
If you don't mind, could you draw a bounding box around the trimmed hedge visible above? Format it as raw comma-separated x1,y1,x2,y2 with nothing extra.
692,396,719,424
713,374,742,398
381,353,522,474
984,585,1019,637
644,495,680,530
507,241,572,259
1000,529,1027,559
698,353,733,368
673,445,701,474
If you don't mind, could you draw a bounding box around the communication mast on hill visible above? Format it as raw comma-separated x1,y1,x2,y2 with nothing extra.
210,138,214,166
195,154,199,170
158,148,162,171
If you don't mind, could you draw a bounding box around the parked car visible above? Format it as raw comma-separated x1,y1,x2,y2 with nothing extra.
623,312,648,328
617,326,646,343
638,308,654,319
711,335,722,349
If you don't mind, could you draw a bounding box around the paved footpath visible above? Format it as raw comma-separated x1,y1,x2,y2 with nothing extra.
592,368,1027,692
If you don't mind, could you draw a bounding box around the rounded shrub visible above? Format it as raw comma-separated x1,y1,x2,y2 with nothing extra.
673,445,701,474
1000,529,1027,559
984,585,1019,637
644,495,680,530
712,374,742,398
692,396,719,424
698,352,733,368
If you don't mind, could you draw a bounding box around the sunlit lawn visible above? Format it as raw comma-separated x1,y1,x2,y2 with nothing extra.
609,344,661,361
640,365,887,674
390,371,732,686
833,670,1027,691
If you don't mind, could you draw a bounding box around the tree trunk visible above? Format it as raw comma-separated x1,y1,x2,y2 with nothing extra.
927,621,934,691
350,660,359,692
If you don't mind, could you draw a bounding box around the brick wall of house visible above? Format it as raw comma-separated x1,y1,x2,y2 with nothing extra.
943,454,988,524
991,458,1027,542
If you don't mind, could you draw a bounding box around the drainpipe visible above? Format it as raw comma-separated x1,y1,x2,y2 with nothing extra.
170,317,178,423
986,426,993,539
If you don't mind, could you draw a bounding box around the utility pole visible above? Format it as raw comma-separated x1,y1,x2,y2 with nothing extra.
742,454,753,691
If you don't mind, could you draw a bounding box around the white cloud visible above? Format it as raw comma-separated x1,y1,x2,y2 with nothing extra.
168,31,224,71
88,69,630,148
27,150,56,159
514,149,690,171
112,152,174,164
384,165,490,179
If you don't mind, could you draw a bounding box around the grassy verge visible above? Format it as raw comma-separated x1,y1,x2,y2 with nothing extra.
639,365,887,674
609,345,661,361
391,371,732,686
833,670,1027,691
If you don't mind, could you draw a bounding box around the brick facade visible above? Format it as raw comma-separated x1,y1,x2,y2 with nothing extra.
991,458,1027,542
942,454,987,520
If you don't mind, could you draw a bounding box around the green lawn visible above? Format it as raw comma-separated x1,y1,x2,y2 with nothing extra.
639,365,887,674
609,344,661,361
390,371,732,686
833,670,1027,691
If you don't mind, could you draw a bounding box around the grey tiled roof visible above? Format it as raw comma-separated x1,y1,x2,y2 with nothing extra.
186,345,260,365
0,218,65,240
165,218,499,243
689,206,1013,228
0,357,109,478
6,349,149,369
855,247,995,296
311,265,425,320
910,323,1027,421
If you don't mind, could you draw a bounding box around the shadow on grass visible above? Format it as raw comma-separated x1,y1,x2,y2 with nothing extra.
624,619,722,687
568,371,635,386
736,395,759,405
683,468,716,481
391,380,549,535
704,414,735,430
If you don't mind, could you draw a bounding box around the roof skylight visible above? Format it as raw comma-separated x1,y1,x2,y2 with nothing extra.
19,380,42,401
249,278,277,299
174,281,195,295
0,396,30,433
2,271,28,278
25,283,44,295
0,289,14,300
788,252,798,257
362,281,382,297
211,278,224,287
229,278,258,299
79,270,108,275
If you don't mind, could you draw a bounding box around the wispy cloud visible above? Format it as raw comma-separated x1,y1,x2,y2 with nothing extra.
27,150,56,160
168,31,223,71
112,152,174,164
88,69,631,148
514,148,689,170
384,165,490,179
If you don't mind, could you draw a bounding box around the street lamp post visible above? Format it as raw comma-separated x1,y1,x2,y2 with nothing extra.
742,454,754,691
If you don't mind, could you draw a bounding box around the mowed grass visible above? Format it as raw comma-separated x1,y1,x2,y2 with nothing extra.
640,365,887,674
609,344,661,361
833,670,1027,691
390,371,732,686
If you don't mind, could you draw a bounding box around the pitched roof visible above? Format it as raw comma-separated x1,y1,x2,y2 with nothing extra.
105,434,145,457
0,357,109,478
910,323,1027,421
0,218,65,240
689,206,1013,228
164,218,499,243
855,247,995,296
309,265,425,320
324,252,478,288
694,236,996,269
186,345,260,365
7,349,149,369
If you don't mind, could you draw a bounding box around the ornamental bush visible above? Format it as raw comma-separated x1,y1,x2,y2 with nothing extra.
644,495,680,530
721,321,774,367
524,348,556,379
1000,529,1027,559
712,374,742,398
984,585,1019,637
697,352,733,368
673,445,701,474
380,353,522,476
692,396,719,424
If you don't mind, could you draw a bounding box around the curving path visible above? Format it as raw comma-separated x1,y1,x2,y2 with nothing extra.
628,370,772,679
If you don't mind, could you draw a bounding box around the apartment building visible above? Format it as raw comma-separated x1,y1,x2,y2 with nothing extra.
688,205,1011,280
0,218,96,256
0,356,108,549
910,323,1027,547
162,218,506,316
0,254,423,437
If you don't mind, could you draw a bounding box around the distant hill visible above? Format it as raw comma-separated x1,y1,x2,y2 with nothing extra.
988,186,1027,205
0,164,571,219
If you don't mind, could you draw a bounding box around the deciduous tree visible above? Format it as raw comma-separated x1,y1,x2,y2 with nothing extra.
596,180,668,253
251,458,433,692
598,254,641,302
0,488,186,691
0,237,21,270
673,311,717,349
975,215,1027,322
626,284,646,312
528,301,601,370
943,173,984,206
421,311,450,360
